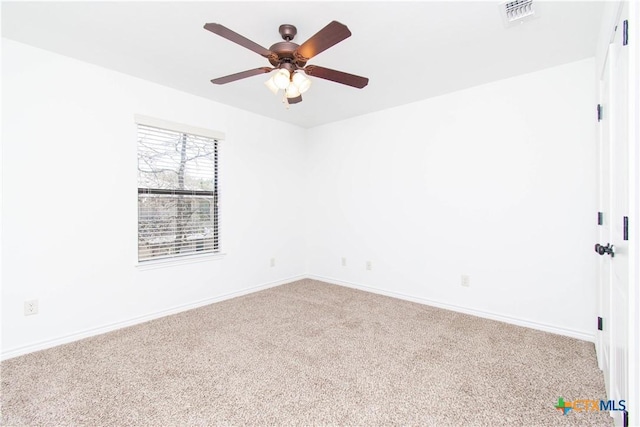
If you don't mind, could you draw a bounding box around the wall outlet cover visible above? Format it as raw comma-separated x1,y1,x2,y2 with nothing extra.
461,275,471,287
24,299,39,316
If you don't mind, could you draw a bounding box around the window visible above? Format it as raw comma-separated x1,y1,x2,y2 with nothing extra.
136,117,222,262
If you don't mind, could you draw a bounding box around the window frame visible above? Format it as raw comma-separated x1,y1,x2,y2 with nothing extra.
134,115,226,268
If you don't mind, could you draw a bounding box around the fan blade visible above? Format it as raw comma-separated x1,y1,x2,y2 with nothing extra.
211,67,273,85
304,65,369,89
204,23,274,58
288,95,303,104
294,21,351,61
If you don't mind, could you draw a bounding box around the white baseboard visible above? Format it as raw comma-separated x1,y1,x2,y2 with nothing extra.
308,274,595,343
1,274,306,361
1,273,594,360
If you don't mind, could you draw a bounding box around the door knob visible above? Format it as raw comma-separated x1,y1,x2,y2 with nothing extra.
595,243,615,257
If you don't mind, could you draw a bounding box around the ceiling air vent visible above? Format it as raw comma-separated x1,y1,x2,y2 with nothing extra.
501,0,536,27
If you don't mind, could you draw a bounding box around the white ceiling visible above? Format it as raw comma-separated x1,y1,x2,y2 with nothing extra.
2,1,604,128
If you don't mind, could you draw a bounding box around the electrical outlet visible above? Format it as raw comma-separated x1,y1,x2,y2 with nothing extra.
461,275,470,287
366,261,372,271
270,257,276,267
24,299,39,316
341,257,347,267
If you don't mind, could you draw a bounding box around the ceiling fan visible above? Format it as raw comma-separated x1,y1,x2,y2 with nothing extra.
204,21,369,105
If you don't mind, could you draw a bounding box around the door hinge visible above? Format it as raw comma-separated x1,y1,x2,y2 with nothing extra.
598,212,603,225
623,20,628,46
597,104,602,121
623,216,629,240
598,316,603,331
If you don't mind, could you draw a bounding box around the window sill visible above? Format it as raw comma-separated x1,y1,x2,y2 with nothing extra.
136,252,226,270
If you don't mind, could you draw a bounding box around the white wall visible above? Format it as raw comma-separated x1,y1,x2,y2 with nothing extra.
1,39,307,358
2,38,598,358
595,1,623,78
305,58,597,340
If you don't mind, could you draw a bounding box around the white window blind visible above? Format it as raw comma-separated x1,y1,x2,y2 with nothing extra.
137,123,220,262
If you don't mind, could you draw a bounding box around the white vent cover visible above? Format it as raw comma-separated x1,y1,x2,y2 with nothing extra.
501,0,536,27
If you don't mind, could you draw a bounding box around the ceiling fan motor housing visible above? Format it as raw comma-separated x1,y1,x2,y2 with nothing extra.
268,42,301,67
268,24,309,69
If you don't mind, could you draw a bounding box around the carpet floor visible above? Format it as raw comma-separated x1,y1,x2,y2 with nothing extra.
1,279,611,426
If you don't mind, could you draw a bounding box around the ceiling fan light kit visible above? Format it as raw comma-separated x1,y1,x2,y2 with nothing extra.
204,21,369,106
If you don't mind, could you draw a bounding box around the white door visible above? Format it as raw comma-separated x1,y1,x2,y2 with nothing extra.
597,45,613,395
610,5,630,425
596,5,630,426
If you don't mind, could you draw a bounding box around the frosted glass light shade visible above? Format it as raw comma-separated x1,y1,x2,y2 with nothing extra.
273,69,290,90
292,72,311,94
264,76,279,95
285,83,300,98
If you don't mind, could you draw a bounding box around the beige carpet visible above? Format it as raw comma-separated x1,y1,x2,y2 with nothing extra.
1,279,611,426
